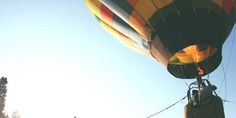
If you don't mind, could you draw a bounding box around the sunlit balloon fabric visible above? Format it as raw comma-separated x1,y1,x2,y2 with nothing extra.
85,0,236,79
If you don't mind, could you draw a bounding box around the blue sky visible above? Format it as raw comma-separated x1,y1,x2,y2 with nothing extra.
0,0,235,118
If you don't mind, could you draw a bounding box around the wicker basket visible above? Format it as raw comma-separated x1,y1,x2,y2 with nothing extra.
184,96,224,118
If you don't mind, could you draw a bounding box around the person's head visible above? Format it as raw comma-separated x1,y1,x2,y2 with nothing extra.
192,90,199,95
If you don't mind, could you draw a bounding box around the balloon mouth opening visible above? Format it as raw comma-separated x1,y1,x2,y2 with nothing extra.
167,44,222,79
168,44,218,65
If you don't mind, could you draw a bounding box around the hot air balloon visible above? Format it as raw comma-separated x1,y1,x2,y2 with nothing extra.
85,0,236,118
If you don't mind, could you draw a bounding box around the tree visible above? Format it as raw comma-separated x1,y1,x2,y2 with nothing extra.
0,113,8,118
0,77,8,118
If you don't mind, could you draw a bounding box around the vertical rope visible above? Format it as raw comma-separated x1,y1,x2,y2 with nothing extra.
218,63,228,102
225,25,235,73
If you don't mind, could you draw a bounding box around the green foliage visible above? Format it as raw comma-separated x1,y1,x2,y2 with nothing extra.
0,77,8,118
0,112,8,118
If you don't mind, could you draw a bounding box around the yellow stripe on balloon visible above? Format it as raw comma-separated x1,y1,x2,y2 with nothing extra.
85,0,103,18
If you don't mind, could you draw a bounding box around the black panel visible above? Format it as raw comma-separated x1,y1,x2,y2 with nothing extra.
148,11,163,28
175,0,194,15
161,3,178,16
196,45,209,51
149,3,178,28
192,0,211,10
154,9,228,54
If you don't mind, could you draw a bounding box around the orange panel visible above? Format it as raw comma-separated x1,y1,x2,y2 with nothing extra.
127,0,138,7
128,10,149,40
212,0,224,7
152,0,173,9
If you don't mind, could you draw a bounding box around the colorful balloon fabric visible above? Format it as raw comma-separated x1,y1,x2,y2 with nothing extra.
85,0,236,79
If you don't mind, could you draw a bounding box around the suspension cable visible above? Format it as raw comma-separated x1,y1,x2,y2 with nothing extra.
218,63,228,101
206,74,210,80
225,25,235,73
218,26,235,100
147,96,187,118
222,99,236,104
182,80,189,88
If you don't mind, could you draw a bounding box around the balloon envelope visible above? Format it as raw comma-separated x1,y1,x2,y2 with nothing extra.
85,0,236,79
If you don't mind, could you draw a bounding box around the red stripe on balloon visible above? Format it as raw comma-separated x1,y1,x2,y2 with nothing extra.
234,0,236,14
223,0,232,15
100,5,114,24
